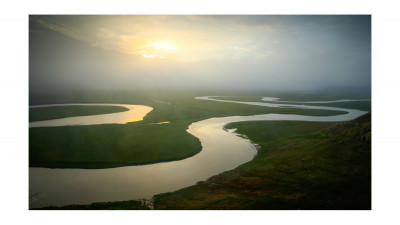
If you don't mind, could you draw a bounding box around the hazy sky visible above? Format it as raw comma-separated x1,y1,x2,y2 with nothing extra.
29,15,371,93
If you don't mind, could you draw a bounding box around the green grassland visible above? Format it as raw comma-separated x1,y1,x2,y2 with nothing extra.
42,112,370,209
153,113,371,209
30,95,347,169
29,105,128,122
29,120,201,168
301,101,371,111
210,96,265,102
213,96,371,111
35,200,149,210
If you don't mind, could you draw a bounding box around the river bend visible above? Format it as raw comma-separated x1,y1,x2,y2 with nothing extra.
29,97,368,208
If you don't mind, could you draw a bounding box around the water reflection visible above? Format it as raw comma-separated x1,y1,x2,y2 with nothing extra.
29,97,368,208
29,104,153,128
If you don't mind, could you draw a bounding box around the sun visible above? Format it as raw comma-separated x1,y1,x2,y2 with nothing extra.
136,41,179,59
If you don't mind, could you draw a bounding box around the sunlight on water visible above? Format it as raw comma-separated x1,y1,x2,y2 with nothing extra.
29,97,368,208
29,104,153,128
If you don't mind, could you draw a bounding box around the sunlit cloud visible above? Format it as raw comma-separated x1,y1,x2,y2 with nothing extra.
93,31,176,59
30,15,278,62
233,46,251,51
30,15,371,92
142,54,165,59
137,50,165,59
146,42,178,50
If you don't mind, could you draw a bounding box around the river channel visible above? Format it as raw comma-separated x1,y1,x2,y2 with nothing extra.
29,97,368,208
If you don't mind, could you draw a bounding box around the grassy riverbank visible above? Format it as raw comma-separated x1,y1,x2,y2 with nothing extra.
30,95,347,169
35,200,150,210
29,105,128,122
38,112,371,209
213,96,371,111
29,120,201,168
153,113,371,209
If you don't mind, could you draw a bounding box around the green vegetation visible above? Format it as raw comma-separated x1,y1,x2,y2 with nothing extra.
213,96,371,111
42,112,370,209
153,113,371,209
29,89,370,106
30,120,201,168
296,101,371,111
29,105,128,122
35,200,149,210
30,95,347,169
212,96,264,102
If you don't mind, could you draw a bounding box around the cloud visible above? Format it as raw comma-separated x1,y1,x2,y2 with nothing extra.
30,16,82,41
29,16,371,94
31,15,279,62
142,54,165,59
233,46,251,51
233,45,274,58
31,18,173,59
256,50,275,57
29,14,370,94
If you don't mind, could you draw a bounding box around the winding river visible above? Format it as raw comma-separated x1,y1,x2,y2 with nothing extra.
29,97,369,209
29,103,153,128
